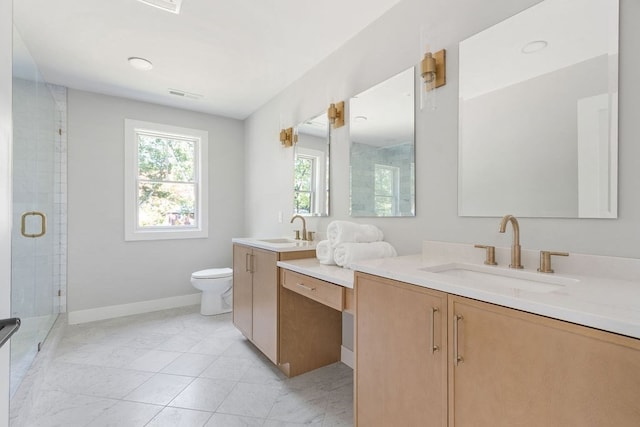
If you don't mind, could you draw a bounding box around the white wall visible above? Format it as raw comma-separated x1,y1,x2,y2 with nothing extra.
244,0,640,259
0,0,12,424
67,89,245,314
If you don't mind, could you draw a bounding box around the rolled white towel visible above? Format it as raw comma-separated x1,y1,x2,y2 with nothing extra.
315,240,337,265
327,221,384,247
333,241,397,269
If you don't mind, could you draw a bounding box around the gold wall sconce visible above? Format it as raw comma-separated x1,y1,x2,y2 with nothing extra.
279,127,296,147
421,49,446,91
327,101,345,128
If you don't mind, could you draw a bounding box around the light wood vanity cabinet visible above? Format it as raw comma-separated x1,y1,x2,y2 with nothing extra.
232,243,314,364
355,273,448,427
232,244,278,362
355,272,640,426
279,268,344,377
449,295,640,426
231,244,254,340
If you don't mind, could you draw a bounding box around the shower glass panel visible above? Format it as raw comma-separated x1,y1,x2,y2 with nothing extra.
10,27,60,397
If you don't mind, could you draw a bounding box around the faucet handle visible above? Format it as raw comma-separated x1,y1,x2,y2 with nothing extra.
474,244,497,266
538,251,569,273
294,230,301,240
306,231,315,241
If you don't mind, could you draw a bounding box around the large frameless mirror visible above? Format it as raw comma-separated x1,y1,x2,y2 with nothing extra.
349,67,415,217
458,0,619,218
293,112,330,216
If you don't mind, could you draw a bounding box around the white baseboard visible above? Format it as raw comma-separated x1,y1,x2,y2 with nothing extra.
341,345,354,369
68,293,201,325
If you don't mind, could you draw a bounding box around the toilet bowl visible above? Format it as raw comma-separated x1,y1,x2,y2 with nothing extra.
190,268,233,315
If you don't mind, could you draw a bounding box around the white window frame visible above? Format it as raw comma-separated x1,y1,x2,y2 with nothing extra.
294,153,317,214
294,146,326,215
124,119,208,241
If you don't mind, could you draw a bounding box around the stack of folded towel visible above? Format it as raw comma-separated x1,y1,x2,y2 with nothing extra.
316,221,397,269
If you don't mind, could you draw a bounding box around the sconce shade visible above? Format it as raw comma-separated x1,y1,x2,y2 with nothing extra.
421,53,436,82
421,49,446,91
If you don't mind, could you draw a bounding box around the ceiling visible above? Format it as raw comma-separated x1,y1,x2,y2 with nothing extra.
13,0,403,119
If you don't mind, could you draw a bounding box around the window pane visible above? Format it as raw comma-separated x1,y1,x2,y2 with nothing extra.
375,167,394,197
138,182,196,227
137,133,195,182
294,191,311,214
375,196,394,216
294,157,313,192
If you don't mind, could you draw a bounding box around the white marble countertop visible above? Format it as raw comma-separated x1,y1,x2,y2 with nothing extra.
270,239,640,340
232,237,318,253
353,252,640,340
277,258,354,289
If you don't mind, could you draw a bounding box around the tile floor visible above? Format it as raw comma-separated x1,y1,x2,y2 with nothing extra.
11,306,353,426
10,314,58,397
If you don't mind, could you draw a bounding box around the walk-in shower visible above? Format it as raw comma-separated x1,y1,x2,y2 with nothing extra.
10,26,66,397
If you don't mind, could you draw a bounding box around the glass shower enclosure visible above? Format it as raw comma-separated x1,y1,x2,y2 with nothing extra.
10,26,62,397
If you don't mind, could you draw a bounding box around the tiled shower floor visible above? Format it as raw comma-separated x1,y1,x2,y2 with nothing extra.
10,306,353,426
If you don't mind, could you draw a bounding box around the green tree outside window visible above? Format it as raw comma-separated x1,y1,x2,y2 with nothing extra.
294,155,315,214
137,133,197,227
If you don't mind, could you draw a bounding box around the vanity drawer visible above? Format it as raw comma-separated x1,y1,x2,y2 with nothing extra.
281,269,344,311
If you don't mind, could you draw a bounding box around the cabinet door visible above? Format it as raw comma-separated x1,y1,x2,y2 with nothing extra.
232,244,253,339
356,273,448,427
251,248,278,363
449,295,640,426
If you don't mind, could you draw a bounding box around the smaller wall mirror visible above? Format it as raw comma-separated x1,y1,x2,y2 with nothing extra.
349,67,415,217
293,112,330,216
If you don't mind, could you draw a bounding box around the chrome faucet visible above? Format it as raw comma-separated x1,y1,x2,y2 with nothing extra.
290,215,308,241
498,214,523,269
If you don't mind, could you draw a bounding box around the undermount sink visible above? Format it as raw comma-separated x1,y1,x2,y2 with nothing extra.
422,263,578,293
258,238,297,244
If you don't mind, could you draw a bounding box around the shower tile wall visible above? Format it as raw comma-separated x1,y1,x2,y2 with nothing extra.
11,81,67,316
12,77,54,318
350,142,414,216
11,80,67,397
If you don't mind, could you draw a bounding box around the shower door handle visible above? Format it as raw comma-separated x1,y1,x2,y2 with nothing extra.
21,211,47,238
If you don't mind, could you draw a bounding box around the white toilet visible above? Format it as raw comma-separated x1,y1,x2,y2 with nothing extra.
190,267,233,315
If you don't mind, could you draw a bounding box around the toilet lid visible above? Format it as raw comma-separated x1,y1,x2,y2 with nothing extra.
192,268,233,279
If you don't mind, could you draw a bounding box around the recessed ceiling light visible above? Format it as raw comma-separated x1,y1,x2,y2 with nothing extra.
354,116,368,123
128,57,153,71
137,0,182,14
521,40,548,54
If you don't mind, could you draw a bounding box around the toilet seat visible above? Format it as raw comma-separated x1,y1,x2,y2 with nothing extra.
192,268,233,279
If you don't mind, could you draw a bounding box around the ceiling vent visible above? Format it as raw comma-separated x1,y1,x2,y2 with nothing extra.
168,88,202,100
137,0,182,14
